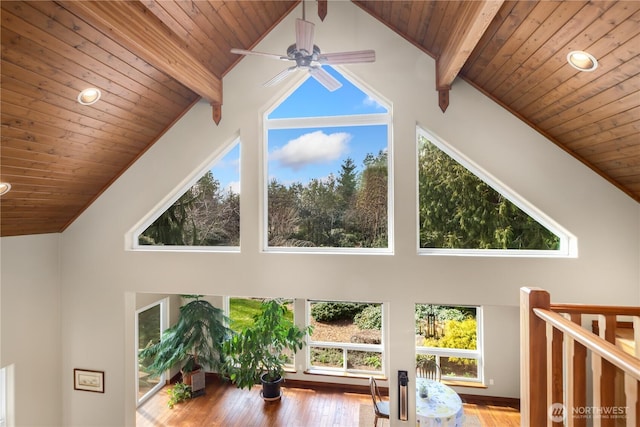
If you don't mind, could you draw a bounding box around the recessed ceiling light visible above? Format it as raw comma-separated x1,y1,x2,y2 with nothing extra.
0,182,11,196
77,88,101,105
567,51,598,72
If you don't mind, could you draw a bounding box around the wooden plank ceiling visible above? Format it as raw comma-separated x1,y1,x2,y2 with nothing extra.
1,1,638,237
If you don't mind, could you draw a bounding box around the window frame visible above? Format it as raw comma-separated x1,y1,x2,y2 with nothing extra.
306,300,386,377
262,67,394,254
129,136,241,252
135,298,168,407
416,126,577,258
415,304,484,384
0,366,5,427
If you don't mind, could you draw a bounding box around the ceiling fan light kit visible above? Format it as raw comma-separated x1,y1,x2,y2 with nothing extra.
231,9,375,93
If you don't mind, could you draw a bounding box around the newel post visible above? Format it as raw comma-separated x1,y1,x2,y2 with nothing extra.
520,287,550,427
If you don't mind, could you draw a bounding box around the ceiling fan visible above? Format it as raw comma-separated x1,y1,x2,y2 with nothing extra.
230,5,375,92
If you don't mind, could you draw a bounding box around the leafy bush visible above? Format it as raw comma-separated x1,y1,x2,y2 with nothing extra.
354,305,382,330
422,318,477,356
167,382,191,408
311,302,365,322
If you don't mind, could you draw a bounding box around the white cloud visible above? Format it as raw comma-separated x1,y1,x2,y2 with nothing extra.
226,180,240,194
271,130,351,170
363,95,385,110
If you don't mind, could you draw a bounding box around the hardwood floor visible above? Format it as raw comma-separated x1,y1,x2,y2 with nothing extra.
136,378,520,426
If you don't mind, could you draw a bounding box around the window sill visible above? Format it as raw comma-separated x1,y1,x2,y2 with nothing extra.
303,368,386,381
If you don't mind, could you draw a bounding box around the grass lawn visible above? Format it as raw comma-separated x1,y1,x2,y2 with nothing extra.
229,298,294,332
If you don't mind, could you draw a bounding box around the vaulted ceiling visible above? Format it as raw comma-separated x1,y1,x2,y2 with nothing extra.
1,1,638,237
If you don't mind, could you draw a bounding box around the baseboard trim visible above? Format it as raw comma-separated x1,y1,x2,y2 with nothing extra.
459,393,520,410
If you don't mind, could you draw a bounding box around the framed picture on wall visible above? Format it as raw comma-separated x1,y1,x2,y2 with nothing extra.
73,369,104,393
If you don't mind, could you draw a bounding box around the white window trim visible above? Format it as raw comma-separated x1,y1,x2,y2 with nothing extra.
416,305,484,384
416,126,577,258
262,67,394,254
0,367,5,427
135,298,168,407
128,135,241,252
306,300,385,377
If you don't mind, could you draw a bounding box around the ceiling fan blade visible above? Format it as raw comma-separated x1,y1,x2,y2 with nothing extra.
230,48,289,61
295,18,315,55
318,50,376,64
309,67,342,92
264,66,297,87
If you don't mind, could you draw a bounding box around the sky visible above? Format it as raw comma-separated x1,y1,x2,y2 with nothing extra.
210,66,389,194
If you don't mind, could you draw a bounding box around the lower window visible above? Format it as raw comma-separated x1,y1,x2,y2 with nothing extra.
415,304,482,382
308,301,384,375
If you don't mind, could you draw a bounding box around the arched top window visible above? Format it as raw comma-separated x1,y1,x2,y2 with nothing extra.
263,66,393,253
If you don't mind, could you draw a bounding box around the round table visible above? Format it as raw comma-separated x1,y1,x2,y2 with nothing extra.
415,378,464,427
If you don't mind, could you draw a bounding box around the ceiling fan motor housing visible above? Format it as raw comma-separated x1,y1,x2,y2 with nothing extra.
287,44,321,68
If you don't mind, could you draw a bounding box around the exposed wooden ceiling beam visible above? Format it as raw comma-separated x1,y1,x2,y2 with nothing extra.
60,0,223,122
436,0,504,112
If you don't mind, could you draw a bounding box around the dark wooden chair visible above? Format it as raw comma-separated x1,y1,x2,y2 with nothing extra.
369,377,389,426
416,358,442,382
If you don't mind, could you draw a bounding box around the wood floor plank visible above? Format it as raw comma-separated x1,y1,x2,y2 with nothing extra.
136,377,520,426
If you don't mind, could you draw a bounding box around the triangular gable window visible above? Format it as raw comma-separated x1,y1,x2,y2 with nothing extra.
264,66,392,252
134,141,240,250
417,127,574,256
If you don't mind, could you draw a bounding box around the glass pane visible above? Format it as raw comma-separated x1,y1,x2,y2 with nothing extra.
346,350,382,372
267,126,388,248
229,297,262,332
440,356,478,379
138,305,161,400
139,143,240,247
229,298,294,333
310,302,382,343
310,347,344,369
418,135,560,250
268,66,387,119
415,305,477,351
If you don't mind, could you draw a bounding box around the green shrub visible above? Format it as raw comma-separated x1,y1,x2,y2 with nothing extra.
310,347,343,367
421,318,477,354
167,382,191,409
311,302,365,322
354,305,381,330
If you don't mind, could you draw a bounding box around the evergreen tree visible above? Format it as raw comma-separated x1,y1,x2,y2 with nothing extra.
418,136,559,249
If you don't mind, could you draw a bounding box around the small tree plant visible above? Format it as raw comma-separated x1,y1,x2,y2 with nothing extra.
139,295,231,380
222,299,312,394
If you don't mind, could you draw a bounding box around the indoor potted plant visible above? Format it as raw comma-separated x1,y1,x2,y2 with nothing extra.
139,295,230,398
222,299,312,401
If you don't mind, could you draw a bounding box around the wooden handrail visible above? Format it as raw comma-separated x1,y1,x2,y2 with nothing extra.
534,307,640,380
521,288,640,427
551,304,640,316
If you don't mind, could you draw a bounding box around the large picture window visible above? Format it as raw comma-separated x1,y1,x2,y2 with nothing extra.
135,141,240,250
265,67,392,252
308,300,384,376
415,304,482,382
417,127,574,256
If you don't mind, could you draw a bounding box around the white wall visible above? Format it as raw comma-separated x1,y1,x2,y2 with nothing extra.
1,234,62,426
1,2,638,426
